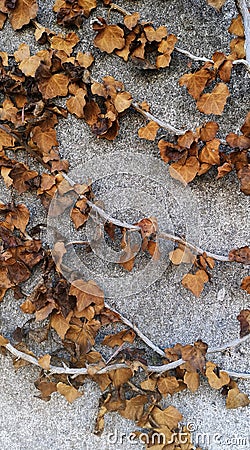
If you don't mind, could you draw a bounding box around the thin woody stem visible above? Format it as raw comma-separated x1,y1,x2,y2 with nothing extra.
4,333,250,378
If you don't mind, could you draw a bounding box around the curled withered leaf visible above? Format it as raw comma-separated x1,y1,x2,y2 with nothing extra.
241,112,250,137
102,329,136,348
228,246,250,264
0,334,9,346
217,162,233,179
169,246,196,265
205,361,230,389
226,386,250,409
238,165,250,196
137,217,158,238
228,14,244,37
199,138,221,165
184,371,200,393
241,276,250,294
124,12,140,30
230,37,245,59
67,88,87,118
14,43,30,62
149,405,183,431
198,121,219,142
38,354,51,370
197,83,230,115
157,375,180,396
114,91,132,113
9,0,38,30
237,309,250,337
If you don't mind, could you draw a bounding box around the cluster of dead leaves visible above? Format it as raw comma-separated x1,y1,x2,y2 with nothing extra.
179,13,246,115
156,113,250,194
93,15,177,69
0,201,43,301
53,0,112,28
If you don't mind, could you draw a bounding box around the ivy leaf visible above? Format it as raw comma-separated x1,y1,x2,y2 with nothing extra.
197,83,230,115
57,382,82,403
138,120,159,141
94,20,125,54
182,269,209,297
9,0,38,30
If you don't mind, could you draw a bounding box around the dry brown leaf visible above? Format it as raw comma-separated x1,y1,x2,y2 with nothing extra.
50,312,70,340
169,156,200,184
76,51,94,68
184,371,200,392
226,132,250,149
38,354,51,370
237,309,250,337
207,0,226,9
197,83,230,115
179,68,212,100
144,25,167,43
69,279,104,312
199,121,219,141
0,334,9,346
199,138,221,165
120,395,147,421
138,121,159,141
241,112,250,137
110,368,133,388
140,377,157,391
66,88,87,118
230,37,245,59
94,24,125,54
238,165,250,195
156,34,177,68
182,269,209,297
38,73,69,100
102,329,135,347
241,277,250,294
14,43,30,62
226,387,250,409
114,91,132,113
217,162,233,179
157,376,180,396
9,0,38,30
0,12,6,30
228,14,244,37
57,382,82,403
206,361,230,389
31,126,58,152
229,246,250,264
150,405,183,430
51,32,79,56
169,247,196,265
124,12,140,30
